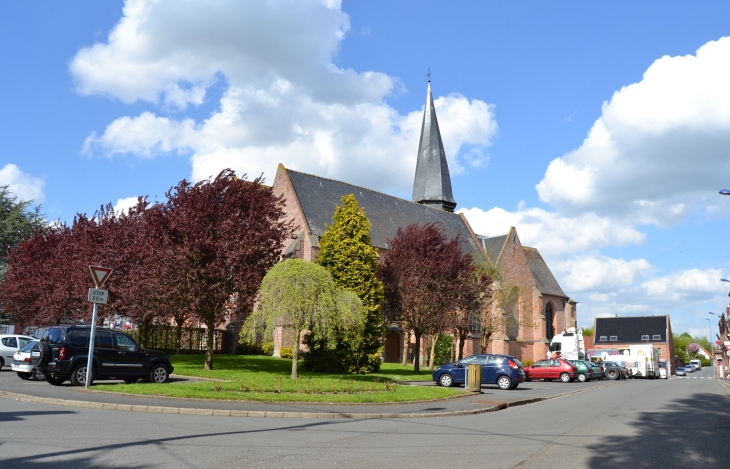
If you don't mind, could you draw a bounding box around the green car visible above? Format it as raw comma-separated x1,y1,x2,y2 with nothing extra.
568,360,595,382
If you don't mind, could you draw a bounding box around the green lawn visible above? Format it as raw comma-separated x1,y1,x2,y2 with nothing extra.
92,355,462,403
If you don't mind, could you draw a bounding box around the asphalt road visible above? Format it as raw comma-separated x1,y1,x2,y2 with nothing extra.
1,367,728,469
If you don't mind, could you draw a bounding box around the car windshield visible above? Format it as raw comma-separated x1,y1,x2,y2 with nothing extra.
18,340,38,353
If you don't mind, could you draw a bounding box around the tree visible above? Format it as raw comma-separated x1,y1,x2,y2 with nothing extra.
306,194,384,373
449,267,494,361
581,327,594,337
162,170,292,370
243,259,363,378
0,185,47,320
378,223,473,374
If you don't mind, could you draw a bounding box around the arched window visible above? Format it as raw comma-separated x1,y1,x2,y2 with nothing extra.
545,303,555,340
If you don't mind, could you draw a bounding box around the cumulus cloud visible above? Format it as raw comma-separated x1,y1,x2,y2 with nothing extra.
536,36,730,226
72,0,497,191
113,196,141,214
459,205,645,258
0,164,46,203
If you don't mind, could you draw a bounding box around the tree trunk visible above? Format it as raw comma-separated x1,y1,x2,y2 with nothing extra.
413,330,421,374
458,329,467,361
401,330,410,366
175,322,183,355
428,334,438,370
291,329,300,379
204,322,215,370
450,334,456,364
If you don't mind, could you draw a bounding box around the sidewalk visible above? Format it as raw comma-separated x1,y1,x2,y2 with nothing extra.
0,372,621,419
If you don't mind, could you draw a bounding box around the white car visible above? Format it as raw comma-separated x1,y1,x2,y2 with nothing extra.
0,334,34,369
11,340,44,380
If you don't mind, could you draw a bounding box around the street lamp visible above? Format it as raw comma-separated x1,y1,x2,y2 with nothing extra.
709,312,716,379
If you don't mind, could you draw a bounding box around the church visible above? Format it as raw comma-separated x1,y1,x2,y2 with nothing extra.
270,79,577,364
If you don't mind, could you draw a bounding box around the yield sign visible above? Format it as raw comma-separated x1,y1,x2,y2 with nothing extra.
89,265,113,288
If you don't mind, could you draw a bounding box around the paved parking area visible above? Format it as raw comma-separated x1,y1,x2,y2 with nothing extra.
0,369,623,417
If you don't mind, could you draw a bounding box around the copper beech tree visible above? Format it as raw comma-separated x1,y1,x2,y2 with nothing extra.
378,223,475,374
1,170,291,371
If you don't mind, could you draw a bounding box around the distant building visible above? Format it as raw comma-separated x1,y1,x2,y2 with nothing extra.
593,315,677,374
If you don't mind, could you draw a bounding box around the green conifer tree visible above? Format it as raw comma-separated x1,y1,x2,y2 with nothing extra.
305,194,385,373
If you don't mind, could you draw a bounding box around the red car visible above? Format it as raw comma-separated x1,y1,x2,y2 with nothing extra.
524,358,577,382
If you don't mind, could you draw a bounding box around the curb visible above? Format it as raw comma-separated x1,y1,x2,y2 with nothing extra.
716,379,730,397
0,381,617,419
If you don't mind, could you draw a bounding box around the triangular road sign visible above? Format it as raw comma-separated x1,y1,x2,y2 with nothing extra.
89,265,113,288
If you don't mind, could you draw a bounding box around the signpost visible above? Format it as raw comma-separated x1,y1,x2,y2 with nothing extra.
86,266,113,388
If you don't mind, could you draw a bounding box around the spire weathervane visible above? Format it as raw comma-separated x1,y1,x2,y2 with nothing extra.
427,67,431,82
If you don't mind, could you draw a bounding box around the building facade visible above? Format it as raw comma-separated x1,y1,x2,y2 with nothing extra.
592,316,676,374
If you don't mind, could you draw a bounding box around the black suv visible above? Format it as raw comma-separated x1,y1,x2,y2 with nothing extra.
34,325,173,386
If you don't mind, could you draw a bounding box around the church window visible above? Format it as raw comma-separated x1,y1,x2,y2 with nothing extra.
544,303,555,340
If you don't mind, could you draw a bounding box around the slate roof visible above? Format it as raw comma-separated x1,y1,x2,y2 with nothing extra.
478,234,507,264
523,247,568,298
411,81,456,212
594,316,669,344
285,168,483,258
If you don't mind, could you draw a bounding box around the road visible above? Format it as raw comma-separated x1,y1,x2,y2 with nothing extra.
1,367,728,469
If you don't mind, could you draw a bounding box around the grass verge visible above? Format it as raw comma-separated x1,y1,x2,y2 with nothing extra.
92,355,461,403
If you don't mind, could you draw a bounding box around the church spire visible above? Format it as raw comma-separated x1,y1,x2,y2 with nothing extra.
411,75,456,212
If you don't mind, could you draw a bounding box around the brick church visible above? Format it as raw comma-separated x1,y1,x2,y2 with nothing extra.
270,79,577,364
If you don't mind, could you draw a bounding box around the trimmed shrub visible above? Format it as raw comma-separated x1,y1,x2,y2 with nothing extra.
280,347,294,359
521,359,534,367
262,342,275,356
236,342,263,355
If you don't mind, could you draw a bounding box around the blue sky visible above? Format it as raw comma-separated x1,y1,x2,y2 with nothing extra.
2,1,730,339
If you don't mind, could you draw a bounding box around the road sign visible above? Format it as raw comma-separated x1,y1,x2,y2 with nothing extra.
88,288,108,304
89,266,113,288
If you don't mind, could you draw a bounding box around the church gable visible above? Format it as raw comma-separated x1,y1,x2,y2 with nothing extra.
522,247,567,298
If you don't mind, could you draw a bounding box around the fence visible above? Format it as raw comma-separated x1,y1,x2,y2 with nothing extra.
126,325,226,353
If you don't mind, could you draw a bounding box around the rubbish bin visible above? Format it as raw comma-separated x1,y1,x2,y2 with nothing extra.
466,363,482,392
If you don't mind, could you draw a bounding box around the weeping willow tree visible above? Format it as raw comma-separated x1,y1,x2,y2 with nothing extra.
242,259,363,379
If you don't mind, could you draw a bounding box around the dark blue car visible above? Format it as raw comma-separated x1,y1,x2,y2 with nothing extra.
432,354,527,390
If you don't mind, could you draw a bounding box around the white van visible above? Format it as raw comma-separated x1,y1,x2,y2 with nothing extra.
689,359,702,370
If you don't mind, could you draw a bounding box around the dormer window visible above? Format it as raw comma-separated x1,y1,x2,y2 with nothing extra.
641,335,649,340
609,336,618,341
653,335,661,340
599,336,607,341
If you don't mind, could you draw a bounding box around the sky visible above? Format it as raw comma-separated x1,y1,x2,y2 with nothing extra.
2,0,730,340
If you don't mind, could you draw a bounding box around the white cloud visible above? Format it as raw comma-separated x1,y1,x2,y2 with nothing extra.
113,196,141,215
552,255,653,293
0,164,46,203
536,36,730,226
73,0,497,191
459,205,645,258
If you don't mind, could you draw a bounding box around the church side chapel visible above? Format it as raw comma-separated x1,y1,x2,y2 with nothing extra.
270,78,577,365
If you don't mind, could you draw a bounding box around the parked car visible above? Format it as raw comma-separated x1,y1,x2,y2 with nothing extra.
568,360,594,382
11,340,44,380
603,361,630,380
34,325,173,386
588,361,605,379
433,354,526,390
523,358,577,383
658,361,668,379
689,359,702,370
0,334,34,369
676,367,687,376
684,364,696,373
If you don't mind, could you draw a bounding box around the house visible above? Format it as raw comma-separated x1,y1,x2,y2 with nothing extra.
593,315,677,374
268,79,576,364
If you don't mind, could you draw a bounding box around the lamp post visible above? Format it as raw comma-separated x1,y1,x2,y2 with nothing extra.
709,312,716,379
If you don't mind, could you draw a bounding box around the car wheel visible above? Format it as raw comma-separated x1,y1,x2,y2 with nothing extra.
497,375,512,390
437,373,454,387
560,372,571,383
31,368,45,381
33,342,51,367
17,372,31,380
148,364,169,383
0,357,4,368
606,368,619,380
577,373,587,382
43,373,65,386
70,364,93,386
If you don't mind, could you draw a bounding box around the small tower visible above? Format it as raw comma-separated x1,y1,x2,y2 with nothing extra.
411,76,457,212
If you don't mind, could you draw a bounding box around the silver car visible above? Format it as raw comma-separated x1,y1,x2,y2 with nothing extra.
0,334,34,369
11,340,44,380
